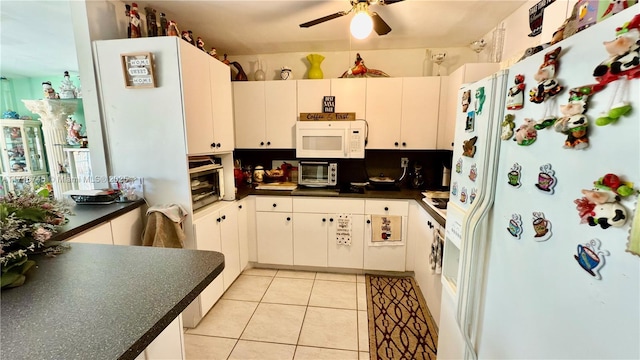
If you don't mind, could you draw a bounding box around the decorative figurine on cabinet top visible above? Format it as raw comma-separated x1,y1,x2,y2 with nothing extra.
529,47,564,103
59,71,77,99
306,53,325,79
129,3,141,38
42,81,58,99
506,74,525,110
208,48,219,59
145,7,158,37
182,30,195,45
167,20,179,37
340,53,390,78
196,37,205,52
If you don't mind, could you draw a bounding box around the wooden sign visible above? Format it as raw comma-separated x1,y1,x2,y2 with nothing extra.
299,112,356,121
323,96,335,113
121,52,156,88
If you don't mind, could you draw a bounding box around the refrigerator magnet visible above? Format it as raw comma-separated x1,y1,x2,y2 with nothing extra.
470,188,478,205
455,158,463,174
553,88,592,150
501,114,516,140
506,74,525,110
461,89,471,113
469,164,478,182
507,214,523,239
574,239,609,280
514,118,537,146
577,189,629,229
535,164,557,194
452,182,458,196
475,87,486,115
592,13,640,87
507,163,522,188
532,212,552,241
465,111,476,132
529,47,564,104
462,136,478,157
626,194,640,257
460,187,468,203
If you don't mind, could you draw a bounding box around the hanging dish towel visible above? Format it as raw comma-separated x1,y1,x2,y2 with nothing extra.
142,204,188,248
336,214,352,246
430,227,444,274
369,215,403,246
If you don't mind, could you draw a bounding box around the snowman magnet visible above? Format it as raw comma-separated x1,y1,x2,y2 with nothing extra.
507,214,523,239
535,164,557,194
574,239,609,280
501,114,516,140
506,74,525,110
532,212,552,241
507,163,522,188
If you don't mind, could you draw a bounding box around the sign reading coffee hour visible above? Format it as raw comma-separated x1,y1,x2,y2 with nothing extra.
121,52,156,88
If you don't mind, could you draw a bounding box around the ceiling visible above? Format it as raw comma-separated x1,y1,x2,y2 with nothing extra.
0,0,527,78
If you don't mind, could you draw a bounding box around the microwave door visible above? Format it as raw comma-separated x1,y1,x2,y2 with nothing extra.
298,130,346,158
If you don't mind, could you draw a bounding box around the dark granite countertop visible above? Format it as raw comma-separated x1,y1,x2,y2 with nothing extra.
54,200,146,241
1,243,225,360
236,185,446,226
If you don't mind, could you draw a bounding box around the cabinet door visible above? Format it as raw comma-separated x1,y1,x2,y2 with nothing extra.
297,79,330,114
144,315,185,360
365,78,403,149
220,205,240,289
193,212,224,314
180,42,214,155
233,82,266,148
293,213,328,267
436,76,453,150
328,214,364,269
265,81,297,148
363,215,407,272
331,78,366,119
256,212,293,265
67,222,113,245
237,199,250,270
210,59,235,152
413,208,442,326
401,77,440,149
111,207,143,246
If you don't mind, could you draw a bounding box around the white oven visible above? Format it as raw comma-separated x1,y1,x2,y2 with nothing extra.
295,120,365,159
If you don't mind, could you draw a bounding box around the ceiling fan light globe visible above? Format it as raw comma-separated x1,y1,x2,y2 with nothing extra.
351,11,373,39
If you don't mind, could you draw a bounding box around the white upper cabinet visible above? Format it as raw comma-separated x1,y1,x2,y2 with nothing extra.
234,81,296,149
365,77,403,149
330,78,366,119
297,79,330,114
210,59,235,153
401,77,441,149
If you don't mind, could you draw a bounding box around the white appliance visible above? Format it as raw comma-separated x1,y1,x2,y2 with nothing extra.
439,7,640,359
297,161,338,187
295,120,366,159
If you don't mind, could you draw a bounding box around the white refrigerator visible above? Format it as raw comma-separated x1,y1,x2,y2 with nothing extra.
439,5,640,359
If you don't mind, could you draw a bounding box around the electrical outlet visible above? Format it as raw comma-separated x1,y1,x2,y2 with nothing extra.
401,157,409,168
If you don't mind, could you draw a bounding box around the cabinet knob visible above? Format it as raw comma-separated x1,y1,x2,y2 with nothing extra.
221,215,226,220
273,203,277,208
384,207,389,211
216,143,221,148
210,143,216,148
329,218,333,222
394,142,399,146
366,219,371,224
238,205,243,209
266,141,271,146
451,142,454,147
216,217,221,222
402,142,406,147
286,217,291,221
260,142,265,146
322,218,326,222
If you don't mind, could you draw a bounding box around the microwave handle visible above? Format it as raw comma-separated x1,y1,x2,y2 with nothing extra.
344,134,348,157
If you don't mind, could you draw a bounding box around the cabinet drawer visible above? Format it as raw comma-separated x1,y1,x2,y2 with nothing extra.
255,196,293,212
293,198,364,214
365,199,409,216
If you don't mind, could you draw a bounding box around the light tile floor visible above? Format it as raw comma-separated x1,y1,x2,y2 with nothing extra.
185,269,369,360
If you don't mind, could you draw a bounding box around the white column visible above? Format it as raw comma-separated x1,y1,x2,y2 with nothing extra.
22,99,78,199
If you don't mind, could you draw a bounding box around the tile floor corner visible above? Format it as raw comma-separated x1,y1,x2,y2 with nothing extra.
184,269,371,360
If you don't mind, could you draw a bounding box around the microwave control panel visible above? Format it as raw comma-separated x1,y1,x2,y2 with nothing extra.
329,163,338,185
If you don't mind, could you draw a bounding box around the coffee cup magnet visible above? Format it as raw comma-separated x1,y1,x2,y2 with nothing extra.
574,239,609,280
535,164,557,194
469,164,477,182
507,163,522,188
452,182,458,196
507,214,523,239
470,188,477,205
460,187,468,204
456,158,463,174
532,212,552,241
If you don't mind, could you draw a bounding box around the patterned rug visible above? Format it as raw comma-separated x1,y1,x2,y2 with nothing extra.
366,275,438,360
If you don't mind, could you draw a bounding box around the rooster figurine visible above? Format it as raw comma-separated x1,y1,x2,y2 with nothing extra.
340,53,389,78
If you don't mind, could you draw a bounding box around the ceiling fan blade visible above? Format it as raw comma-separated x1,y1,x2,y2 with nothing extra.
299,11,348,28
379,0,405,5
371,12,392,35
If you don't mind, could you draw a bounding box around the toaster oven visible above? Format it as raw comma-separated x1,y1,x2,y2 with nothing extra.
189,156,224,211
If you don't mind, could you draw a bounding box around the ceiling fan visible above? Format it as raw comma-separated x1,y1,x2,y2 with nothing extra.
299,0,405,37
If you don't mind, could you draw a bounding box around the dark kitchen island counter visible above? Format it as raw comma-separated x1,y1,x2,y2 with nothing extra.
0,243,225,360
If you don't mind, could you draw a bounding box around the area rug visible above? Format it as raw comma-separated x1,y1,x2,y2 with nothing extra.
366,275,438,360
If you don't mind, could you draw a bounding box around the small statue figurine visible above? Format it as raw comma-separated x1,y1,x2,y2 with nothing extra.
208,47,219,59
340,53,390,78
145,7,158,37
222,54,230,65
230,62,248,81
529,47,564,103
167,20,179,37
42,81,58,99
66,117,83,146
196,37,205,52
181,30,194,45
129,3,141,38
125,4,131,38
159,13,168,36
59,71,77,99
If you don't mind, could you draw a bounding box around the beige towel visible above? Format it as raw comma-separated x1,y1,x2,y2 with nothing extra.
370,215,403,246
142,209,186,248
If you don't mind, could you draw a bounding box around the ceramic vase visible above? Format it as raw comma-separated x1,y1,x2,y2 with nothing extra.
254,59,265,81
306,53,325,79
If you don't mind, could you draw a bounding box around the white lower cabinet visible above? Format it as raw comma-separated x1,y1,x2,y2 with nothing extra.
328,214,364,269
142,315,185,360
363,199,409,272
67,206,144,245
256,197,293,265
67,222,113,244
293,212,328,267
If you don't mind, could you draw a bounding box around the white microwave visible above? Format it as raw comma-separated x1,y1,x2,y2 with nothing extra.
296,120,366,159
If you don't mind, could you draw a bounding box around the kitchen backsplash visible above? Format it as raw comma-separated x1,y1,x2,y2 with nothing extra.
234,149,452,190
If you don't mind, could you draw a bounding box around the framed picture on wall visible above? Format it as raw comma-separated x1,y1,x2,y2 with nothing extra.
120,52,156,88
